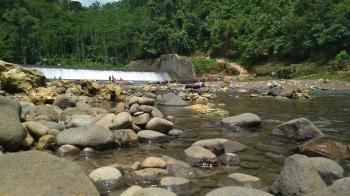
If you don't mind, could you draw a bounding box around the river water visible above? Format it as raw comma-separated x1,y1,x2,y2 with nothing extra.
64,90,350,195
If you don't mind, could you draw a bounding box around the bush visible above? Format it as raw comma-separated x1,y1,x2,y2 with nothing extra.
191,57,218,72
329,51,350,71
277,66,296,79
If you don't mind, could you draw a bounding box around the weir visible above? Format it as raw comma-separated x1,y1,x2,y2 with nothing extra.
28,67,172,82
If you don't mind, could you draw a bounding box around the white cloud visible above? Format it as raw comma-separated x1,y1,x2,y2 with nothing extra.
76,0,118,7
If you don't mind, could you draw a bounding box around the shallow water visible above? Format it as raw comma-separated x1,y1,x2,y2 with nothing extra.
65,91,350,195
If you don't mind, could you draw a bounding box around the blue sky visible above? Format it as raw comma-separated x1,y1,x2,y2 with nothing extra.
77,0,117,7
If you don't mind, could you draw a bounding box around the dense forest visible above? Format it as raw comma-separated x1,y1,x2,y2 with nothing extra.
0,0,349,70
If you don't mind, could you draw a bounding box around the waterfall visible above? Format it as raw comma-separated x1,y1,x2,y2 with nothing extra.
30,67,172,82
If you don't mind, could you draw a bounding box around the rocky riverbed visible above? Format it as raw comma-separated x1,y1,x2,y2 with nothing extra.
1,61,350,196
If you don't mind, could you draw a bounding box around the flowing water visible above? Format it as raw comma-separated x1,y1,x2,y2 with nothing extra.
64,90,350,195
28,66,172,82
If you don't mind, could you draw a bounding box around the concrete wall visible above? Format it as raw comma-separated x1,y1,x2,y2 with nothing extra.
128,54,196,81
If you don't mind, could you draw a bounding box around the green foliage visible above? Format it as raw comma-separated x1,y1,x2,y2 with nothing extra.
277,66,296,79
191,57,217,72
329,50,350,70
0,0,349,71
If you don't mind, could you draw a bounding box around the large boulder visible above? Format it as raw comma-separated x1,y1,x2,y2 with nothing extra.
56,125,114,148
159,92,188,106
0,60,46,93
109,112,133,130
27,86,58,105
270,154,326,196
305,177,350,196
295,137,350,159
206,186,273,196
26,105,60,122
271,118,324,144
221,113,261,131
0,151,99,196
309,157,344,185
145,117,174,133
0,96,26,151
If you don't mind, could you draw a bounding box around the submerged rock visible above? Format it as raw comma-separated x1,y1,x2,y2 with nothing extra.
89,167,123,191
206,186,273,196
270,154,326,196
159,92,188,106
142,157,167,168
220,173,262,188
271,118,324,144
0,151,99,196
160,176,190,193
295,137,350,160
0,96,26,151
134,187,177,196
131,168,169,185
221,113,261,131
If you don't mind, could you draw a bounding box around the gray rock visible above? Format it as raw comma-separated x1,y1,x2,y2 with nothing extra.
146,117,174,133
76,101,92,110
0,90,5,95
133,113,151,126
115,102,126,114
56,125,114,148
221,113,261,130
137,97,155,106
220,173,262,188
131,168,169,185
305,177,350,196
223,140,248,153
36,135,56,150
89,167,123,190
57,144,80,156
24,121,49,138
160,176,190,191
19,101,35,121
218,153,240,166
271,118,325,144
109,112,133,130
120,185,142,196
53,95,76,109
0,151,99,196
309,157,344,185
94,113,115,129
27,105,60,122
22,131,34,148
129,103,139,114
168,129,185,137
270,154,326,196
0,96,26,151
206,186,273,196
184,146,217,166
70,114,93,127
166,164,198,179
134,187,177,196
152,107,164,118
139,105,153,113
191,139,228,155
159,92,188,106
113,129,138,146
137,130,168,142
144,92,157,98
37,120,65,131
132,124,142,132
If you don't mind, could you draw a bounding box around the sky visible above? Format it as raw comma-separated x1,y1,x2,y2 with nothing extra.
77,0,117,7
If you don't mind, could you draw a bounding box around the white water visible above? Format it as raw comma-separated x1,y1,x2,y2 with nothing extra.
30,67,172,82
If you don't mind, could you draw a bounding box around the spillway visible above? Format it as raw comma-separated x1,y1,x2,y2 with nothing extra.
29,67,172,82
